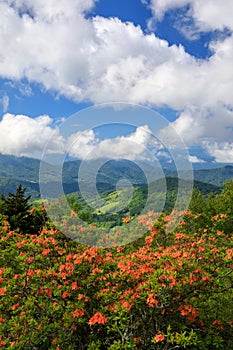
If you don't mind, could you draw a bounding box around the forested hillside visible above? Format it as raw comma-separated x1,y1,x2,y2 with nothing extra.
0,155,232,198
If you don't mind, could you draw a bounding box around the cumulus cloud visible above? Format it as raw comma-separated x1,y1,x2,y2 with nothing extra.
0,113,64,158
0,113,160,161
67,125,159,160
145,0,233,31
188,155,205,163
159,105,233,161
0,1,232,162
0,0,232,109
203,142,233,163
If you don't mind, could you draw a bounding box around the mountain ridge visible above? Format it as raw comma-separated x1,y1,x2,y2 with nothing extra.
0,154,232,199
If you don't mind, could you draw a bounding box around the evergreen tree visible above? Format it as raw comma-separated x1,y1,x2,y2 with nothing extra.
1,184,48,234
3,184,32,233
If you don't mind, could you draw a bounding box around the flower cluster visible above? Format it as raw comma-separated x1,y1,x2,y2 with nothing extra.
0,208,232,349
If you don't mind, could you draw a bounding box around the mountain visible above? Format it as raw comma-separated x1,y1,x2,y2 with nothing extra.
0,154,40,182
192,165,233,186
0,154,232,199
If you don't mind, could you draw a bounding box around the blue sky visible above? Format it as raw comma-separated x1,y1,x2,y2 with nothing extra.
0,0,233,164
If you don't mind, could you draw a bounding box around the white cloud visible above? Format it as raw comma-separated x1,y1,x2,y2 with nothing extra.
0,113,64,158
145,0,233,31
0,1,232,162
188,155,205,163
0,0,232,109
67,125,158,160
0,113,159,161
203,142,233,163
143,0,189,21
0,95,9,112
159,104,233,163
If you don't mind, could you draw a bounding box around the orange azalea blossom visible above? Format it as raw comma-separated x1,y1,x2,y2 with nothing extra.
147,294,159,307
41,248,50,256
46,288,53,297
16,239,28,248
163,215,171,221
145,235,153,244
27,269,34,277
0,287,6,296
121,301,131,309
133,337,141,343
71,281,79,290
88,312,107,325
60,272,67,279
122,217,130,223
62,291,71,299
66,253,73,262
11,303,20,311
154,334,165,342
37,288,44,295
73,308,85,317
179,221,186,226
225,249,233,259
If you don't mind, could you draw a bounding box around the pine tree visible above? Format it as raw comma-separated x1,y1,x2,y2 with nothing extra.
4,184,32,233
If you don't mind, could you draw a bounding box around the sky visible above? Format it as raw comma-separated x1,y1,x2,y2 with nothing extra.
0,0,233,164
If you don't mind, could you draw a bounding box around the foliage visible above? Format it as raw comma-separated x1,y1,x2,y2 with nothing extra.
0,190,232,349
0,184,47,234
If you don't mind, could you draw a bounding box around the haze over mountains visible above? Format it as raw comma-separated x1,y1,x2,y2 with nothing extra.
0,154,232,199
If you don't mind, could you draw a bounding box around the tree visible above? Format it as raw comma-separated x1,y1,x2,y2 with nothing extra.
1,184,47,234
3,184,31,232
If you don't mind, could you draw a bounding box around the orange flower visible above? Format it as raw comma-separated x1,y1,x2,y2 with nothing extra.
27,269,34,277
46,288,53,297
154,334,165,343
71,281,79,290
16,241,25,248
0,288,6,296
145,236,153,244
147,294,158,307
88,312,107,325
122,217,130,223
11,303,20,311
122,301,131,309
62,291,71,299
133,337,141,343
73,308,85,317
42,248,50,256
37,288,44,295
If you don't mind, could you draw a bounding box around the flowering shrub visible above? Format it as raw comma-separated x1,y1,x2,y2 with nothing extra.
0,209,232,349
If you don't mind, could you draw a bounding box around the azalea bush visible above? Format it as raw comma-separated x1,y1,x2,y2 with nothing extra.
0,206,232,349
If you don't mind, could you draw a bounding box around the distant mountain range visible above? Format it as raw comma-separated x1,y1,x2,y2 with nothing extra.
0,154,232,199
